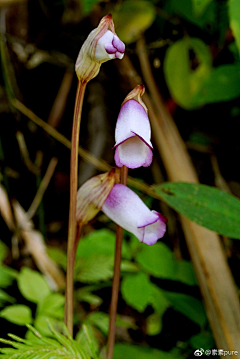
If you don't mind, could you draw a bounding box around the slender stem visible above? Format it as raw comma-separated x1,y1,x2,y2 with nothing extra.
64,80,87,336
107,165,128,359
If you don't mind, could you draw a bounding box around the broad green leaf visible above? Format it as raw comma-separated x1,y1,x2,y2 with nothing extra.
163,292,207,326
0,265,18,288
0,241,8,262
176,260,197,286
164,37,211,109
136,243,176,279
194,64,240,105
0,304,32,325
18,267,51,304
121,272,153,312
155,182,240,239
229,0,240,55
192,0,213,16
76,229,130,260
112,1,156,44
113,343,179,359
75,255,113,282
37,293,64,319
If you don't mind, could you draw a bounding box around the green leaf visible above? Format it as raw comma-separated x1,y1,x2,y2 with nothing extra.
190,331,215,350
77,287,103,307
121,272,153,312
34,315,61,337
163,292,207,326
229,0,240,55
37,293,64,319
164,37,212,109
0,324,92,359
192,0,213,16
164,0,216,30
76,229,130,260
146,313,162,336
47,247,67,270
0,304,32,325
112,1,156,44
194,64,240,105
82,0,101,15
149,285,170,314
113,343,179,359
136,243,176,279
75,255,113,283
17,267,51,304
0,265,18,288
0,289,15,306
0,240,8,262
155,182,240,239
86,311,109,335
176,260,197,286
76,324,99,359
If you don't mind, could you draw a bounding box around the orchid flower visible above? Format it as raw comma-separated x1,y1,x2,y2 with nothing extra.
102,184,167,245
114,85,153,169
75,14,125,83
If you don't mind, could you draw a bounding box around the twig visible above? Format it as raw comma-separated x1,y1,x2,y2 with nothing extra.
16,131,40,175
107,165,128,359
11,98,163,200
26,157,58,220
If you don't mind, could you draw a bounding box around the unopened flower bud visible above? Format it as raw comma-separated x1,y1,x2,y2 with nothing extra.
76,170,116,225
75,14,125,83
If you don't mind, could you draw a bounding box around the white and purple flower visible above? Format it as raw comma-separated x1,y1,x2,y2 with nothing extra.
75,14,125,82
114,99,153,169
95,30,125,62
102,184,167,245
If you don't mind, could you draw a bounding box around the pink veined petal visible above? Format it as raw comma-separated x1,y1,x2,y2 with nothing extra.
114,136,153,168
102,184,166,244
115,100,152,148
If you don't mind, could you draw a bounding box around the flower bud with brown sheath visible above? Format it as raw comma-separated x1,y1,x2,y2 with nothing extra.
76,169,117,226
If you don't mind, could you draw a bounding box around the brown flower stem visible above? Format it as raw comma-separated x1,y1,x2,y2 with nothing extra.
64,80,87,337
107,165,128,359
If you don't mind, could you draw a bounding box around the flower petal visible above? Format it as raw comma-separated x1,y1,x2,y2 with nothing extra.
114,136,153,168
102,184,166,245
95,30,125,62
115,99,152,148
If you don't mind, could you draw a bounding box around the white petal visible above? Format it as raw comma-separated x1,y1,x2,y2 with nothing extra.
115,100,152,148
95,30,114,62
102,184,166,244
114,136,153,168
